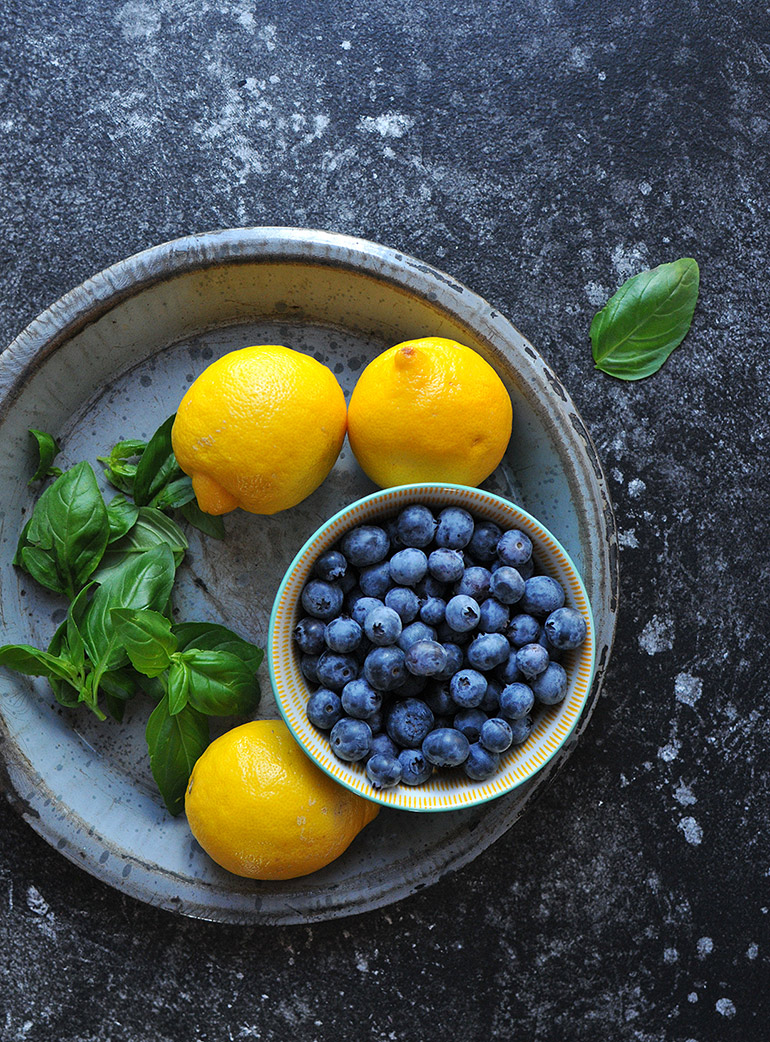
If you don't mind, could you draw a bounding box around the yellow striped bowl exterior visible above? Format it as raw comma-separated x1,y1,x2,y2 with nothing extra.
268,484,596,812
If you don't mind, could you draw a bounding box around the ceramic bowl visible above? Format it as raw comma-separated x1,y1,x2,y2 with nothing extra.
270,483,596,812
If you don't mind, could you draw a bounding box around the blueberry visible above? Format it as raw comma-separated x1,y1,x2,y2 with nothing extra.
396,505,436,548
453,708,488,741
316,651,359,690
386,698,435,748
450,668,488,708
516,642,550,679
368,708,383,733
480,717,513,753
414,574,447,600
455,566,492,601
330,717,372,761
364,605,403,646
428,547,465,583
420,597,446,626
544,607,588,650
363,646,407,691
520,575,566,616
398,671,428,698
495,650,522,686
324,617,362,653
306,688,343,730
434,642,464,680
351,596,385,627
398,621,438,651
341,677,382,719
314,549,347,582
478,597,510,633
398,748,434,786
480,677,502,713
509,715,533,744
422,728,470,767
345,586,365,613
499,682,535,720
300,654,321,684
517,558,535,581
359,561,392,599
369,733,400,759
389,548,429,586
405,639,448,677
444,595,481,633
464,743,500,781
507,613,541,647
366,753,403,788
301,580,344,620
385,586,421,622
468,521,502,562
339,569,358,595
466,633,510,671
497,529,533,567
340,525,390,567
490,566,525,605
531,662,568,704
423,680,456,716
435,507,474,549
293,616,327,655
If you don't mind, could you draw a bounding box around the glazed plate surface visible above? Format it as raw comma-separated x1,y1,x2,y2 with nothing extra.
0,228,618,924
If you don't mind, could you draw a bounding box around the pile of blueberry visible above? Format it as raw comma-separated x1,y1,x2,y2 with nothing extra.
292,504,587,790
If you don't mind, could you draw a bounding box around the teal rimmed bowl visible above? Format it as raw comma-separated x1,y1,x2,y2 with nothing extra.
269,483,596,812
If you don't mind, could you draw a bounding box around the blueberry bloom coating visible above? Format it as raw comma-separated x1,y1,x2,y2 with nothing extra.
385,586,421,622
520,575,566,616
340,525,390,567
422,728,470,767
293,616,327,655
364,605,403,646
435,507,475,549
396,505,436,548
468,521,502,562
314,549,348,582
496,529,533,567
386,698,435,748
464,743,500,781
499,682,535,720
405,639,448,677
366,753,403,788
531,662,568,704
301,580,344,620
306,689,343,730
490,566,525,605
324,616,363,653
480,717,513,753
544,607,588,650
330,717,372,761
389,547,429,586
444,594,481,633
428,548,465,583
398,748,434,785
363,646,407,691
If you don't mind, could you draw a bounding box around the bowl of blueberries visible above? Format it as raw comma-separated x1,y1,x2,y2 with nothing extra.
268,483,595,811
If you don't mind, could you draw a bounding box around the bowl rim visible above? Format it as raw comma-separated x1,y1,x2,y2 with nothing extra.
268,482,596,812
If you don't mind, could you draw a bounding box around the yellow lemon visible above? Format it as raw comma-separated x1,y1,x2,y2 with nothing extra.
171,345,347,515
184,720,378,880
347,337,512,488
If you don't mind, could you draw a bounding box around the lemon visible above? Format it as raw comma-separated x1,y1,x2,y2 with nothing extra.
171,345,347,515
184,720,379,880
347,337,512,488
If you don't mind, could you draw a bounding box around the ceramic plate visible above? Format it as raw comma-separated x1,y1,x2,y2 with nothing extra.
0,228,618,924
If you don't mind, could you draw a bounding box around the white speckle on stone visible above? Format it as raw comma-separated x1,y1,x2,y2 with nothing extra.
688,992,698,1003
678,816,703,845
747,942,759,959
341,39,352,49
696,936,713,958
356,953,369,972
611,242,649,280
716,998,736,1018
618,529,640,549
673,780,697,806
628,477,646,497
259,24,277,50
584,280,609,306
611,467,624,483
639,181,652,195
598,70,606,81
115,1,160,39
269,74,280,84
658,740,681,762
675,673,703,706
663,947,678,963
358,112,415,138
26,886,49,917
238,10,255,30
639,615,674,655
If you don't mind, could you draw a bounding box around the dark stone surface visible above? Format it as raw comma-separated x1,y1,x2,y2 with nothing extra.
1,1,768,1039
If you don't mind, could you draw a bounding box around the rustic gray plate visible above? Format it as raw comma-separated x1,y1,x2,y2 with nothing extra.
0,228,618,924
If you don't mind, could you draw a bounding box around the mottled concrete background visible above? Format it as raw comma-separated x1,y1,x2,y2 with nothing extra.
1,1,768,1040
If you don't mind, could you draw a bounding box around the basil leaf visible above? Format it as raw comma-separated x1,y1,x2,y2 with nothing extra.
83,544,176,674
179,500,226,540
104,694,127,723
166,659,190,715
93,508,187,582
173,622,264,672
151,476,196,511
28,428,62,484
106,495,139,543
99,667,138,702
133,416,184,507
104,439,147,461
22,462,110,598
145,695,209,815
110,608,178,677
0,644,81,683
100,459,138,496
590,258,700,380
12,518,31,567
177,648,260,717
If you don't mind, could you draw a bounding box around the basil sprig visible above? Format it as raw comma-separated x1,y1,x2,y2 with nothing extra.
590,258,700,380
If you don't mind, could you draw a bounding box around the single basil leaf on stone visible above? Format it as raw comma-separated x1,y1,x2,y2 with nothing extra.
151,475,196,511
173,622,264,673
166,659,190,716
24,461,110,598
590,258,700,381
106,495,140,543
145,694,209,815
178,500,226,540
110,607,178,677
28,428,62,484
133,416,184,507
177,648,261,717
0,644,81,684
93,507,187,582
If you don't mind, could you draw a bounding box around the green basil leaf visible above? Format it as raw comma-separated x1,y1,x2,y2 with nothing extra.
100,460,138,496
104,694,126,722
133,416,184,507
23,462,110,598
93,507,187,583
12,518,32,567
106,495,140,543
0,644,82,683
83,545,176,674
28,428,62,484
178,500,226,540
177,648,260,717
590,258,700,381
103,439,147,462
110,608,177,677
99,667,138,702
173,622,264,673
166,659,190,715
151,476,196,511
145,695,209,815
19,546,65,592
